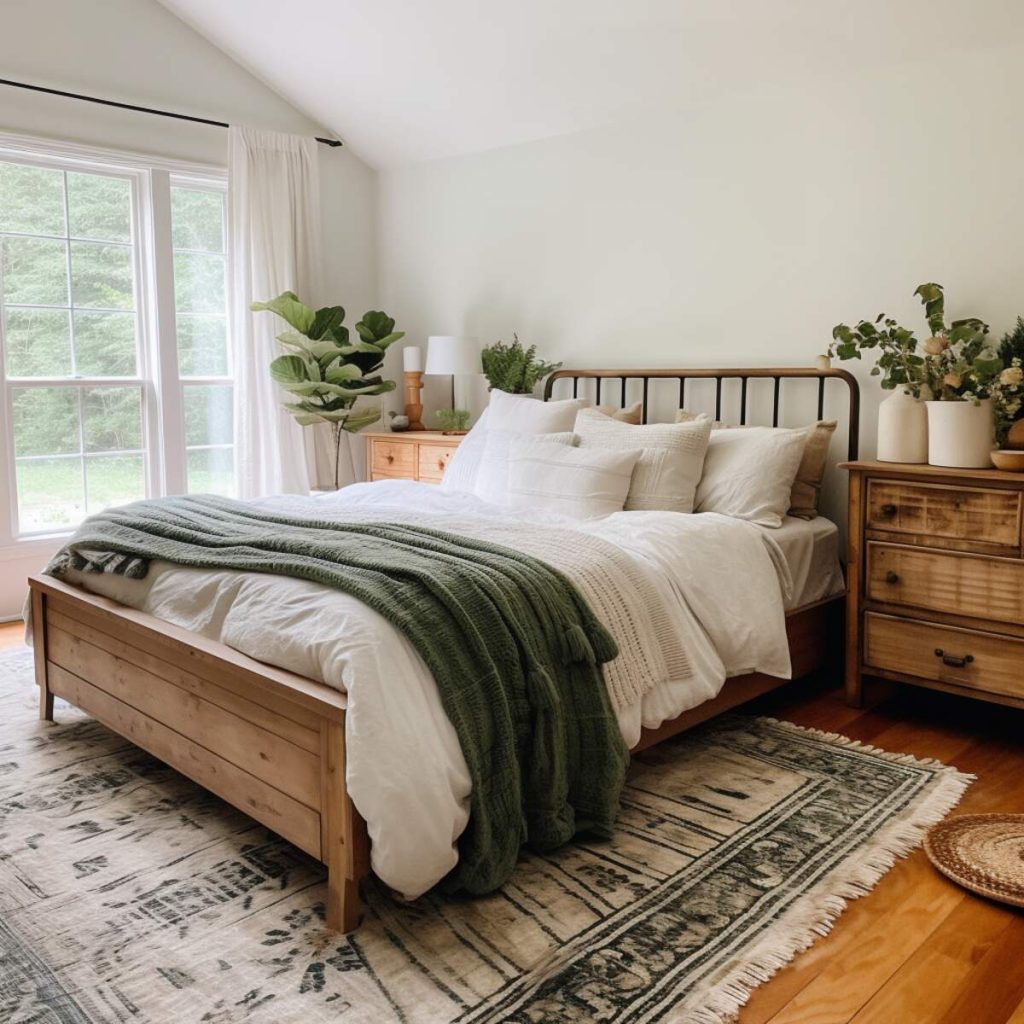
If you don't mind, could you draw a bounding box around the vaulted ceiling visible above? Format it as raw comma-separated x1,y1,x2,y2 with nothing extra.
159,0,1023,168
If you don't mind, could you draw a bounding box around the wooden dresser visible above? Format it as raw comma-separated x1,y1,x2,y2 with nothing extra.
843,460,1024,711
363,431,463,484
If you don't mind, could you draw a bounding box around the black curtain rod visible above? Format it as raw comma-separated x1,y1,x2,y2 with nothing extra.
0,78,343,148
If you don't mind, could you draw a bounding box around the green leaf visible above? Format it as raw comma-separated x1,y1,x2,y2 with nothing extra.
355,311,396,343
308,305,345,340
251,292,316,335
324,362,364,385
269,354,315,386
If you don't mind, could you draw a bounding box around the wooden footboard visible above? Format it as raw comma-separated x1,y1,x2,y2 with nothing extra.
28,575,370,932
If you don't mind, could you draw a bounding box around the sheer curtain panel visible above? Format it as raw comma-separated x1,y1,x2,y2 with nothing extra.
228,127,320,497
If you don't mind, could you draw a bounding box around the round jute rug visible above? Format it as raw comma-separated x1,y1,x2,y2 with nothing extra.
925,814,1024,908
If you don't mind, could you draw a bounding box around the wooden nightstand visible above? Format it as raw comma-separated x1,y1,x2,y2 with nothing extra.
842,460,1024,711
363,431,463,484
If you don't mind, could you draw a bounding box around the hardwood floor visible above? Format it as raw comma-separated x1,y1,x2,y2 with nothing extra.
2,618,1021,1022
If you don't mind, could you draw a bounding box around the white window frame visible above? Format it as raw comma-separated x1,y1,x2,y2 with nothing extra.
0,132,227,549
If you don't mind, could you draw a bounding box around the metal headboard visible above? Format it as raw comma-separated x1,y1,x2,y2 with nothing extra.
543,367,860,460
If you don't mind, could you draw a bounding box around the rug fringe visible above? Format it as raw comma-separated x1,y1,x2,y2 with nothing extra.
670,718,974,1024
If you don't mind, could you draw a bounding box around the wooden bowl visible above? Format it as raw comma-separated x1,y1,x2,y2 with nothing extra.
990,449,1024,471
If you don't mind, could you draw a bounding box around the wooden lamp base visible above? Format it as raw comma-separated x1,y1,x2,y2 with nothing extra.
403,371,426,431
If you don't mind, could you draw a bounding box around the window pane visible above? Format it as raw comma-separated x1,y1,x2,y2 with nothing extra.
1,236,68,305
0,161,65,236
187,446,233,496
74,311,137,376
16,457,83,532
173,251,224,314
12,387,79,457
5,308,72,376
67,172,131,243
176,314,227,376
184,384,232,446
83,386,142,452
86,454,144,513
70,241,134,309
171,187,224,252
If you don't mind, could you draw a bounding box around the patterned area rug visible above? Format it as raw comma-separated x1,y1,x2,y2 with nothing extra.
0,648,971,1024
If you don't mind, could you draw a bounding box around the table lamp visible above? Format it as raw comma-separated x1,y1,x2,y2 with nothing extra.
425,336,480,431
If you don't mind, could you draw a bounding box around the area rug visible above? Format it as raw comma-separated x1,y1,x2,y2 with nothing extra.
0,648,971,1024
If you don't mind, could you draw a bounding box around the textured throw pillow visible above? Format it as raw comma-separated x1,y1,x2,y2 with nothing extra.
505,438,640,518
474,429,576,506
677,411,837,519
695,426,807,528
573,407,712,513
594,401,643,425
440,407,491,493
487,389,590,434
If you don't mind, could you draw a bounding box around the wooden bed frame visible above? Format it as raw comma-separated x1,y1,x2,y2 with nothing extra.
29,365,859,933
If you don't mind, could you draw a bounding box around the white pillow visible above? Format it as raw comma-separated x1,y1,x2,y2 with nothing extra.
506,438,639,518
474,430,576,506
695,426,807,528
440,407,490,493
487,388,589,434
572,408,712,513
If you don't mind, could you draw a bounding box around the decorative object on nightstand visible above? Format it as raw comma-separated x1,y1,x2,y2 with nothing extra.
842,459,1024,714
828,283,1008,468
402,345,426,431
364,430,464,484
481,333,562,394
425,336,480,431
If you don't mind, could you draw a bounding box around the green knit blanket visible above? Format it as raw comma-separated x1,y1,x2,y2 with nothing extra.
47,495,629,894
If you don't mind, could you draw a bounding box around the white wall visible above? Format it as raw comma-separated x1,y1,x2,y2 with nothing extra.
379,42,1024,519
0,0,377,617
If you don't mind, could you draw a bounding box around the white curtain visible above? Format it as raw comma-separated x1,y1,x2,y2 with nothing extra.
228,126,321,498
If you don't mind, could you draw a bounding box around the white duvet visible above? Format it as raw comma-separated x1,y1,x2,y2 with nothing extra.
63,480,794,898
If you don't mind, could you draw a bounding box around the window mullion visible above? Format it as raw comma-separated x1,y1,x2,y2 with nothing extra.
147,169,186,496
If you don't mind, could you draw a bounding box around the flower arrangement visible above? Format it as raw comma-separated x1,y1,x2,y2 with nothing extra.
829,283,1004,403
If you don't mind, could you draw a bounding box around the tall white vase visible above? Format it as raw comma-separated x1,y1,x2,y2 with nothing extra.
877,388,927,463
925,399,994,468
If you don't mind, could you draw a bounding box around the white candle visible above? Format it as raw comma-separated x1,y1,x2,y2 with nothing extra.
403,346,422,372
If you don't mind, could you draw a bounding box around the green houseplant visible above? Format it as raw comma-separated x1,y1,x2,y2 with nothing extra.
251,291,403,488
481,333,561,394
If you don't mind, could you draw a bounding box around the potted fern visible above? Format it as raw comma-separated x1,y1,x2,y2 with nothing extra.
481,333,561,394
251,292,403,488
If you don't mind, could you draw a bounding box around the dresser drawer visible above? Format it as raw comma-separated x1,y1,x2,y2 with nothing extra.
867,542,1024,626
867,480,1021,549
417,443,457,482
864,612,1024,700
370,439,415,476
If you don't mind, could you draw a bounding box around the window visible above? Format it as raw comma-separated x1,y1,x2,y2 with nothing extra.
0,140,232,543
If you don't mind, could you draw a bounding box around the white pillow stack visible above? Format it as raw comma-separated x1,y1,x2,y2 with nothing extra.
505,438,640,518
442,390,589,495
695,426,807,528
572,408,712,513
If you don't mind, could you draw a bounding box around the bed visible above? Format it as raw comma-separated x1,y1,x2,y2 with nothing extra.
28,365,859,932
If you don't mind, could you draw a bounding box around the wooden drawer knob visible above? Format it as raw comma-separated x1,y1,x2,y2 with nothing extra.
385,453,394,463
934,648,974,669
880,503,898,517
437,459,446,470
884,571,899,584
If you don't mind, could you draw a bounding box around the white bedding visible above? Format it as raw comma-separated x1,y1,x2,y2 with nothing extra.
62,480,806,899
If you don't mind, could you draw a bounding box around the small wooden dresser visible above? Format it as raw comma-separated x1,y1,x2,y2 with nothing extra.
843,460,1024,711
363,431,463,484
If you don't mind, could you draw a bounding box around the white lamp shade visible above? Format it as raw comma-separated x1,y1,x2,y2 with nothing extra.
425,336,480,376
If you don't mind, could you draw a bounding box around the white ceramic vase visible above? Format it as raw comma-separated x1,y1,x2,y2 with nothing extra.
877,388,927,463
925,399,994,468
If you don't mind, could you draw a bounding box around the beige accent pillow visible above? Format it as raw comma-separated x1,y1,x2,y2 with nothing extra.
595,401,643,425
677,410,837,520
574,407,711,513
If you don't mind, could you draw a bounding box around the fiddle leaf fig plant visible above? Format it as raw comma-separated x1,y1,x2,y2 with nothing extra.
251,291,403,488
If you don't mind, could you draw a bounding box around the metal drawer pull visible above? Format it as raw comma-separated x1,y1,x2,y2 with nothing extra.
884,571,899,584
880,503,898,516
934,648,974,668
